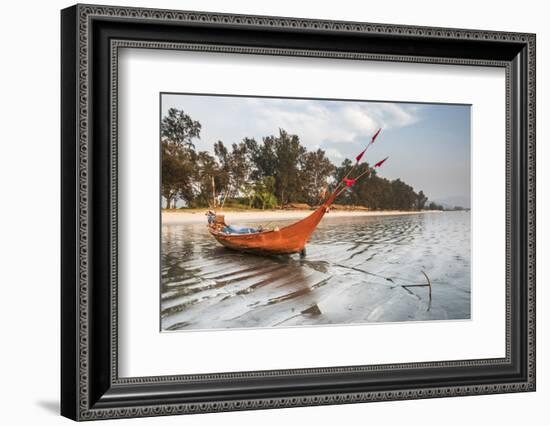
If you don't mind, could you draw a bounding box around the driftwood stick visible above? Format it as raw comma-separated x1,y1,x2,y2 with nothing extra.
401,286,421,300
400,271,432,311
399,284,428,288
421,270,432,303
421,270,432,312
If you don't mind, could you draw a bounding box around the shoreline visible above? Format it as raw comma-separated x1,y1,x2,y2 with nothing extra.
162,209,443,225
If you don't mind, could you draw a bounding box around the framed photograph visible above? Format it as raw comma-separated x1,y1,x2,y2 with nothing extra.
61,4,536,421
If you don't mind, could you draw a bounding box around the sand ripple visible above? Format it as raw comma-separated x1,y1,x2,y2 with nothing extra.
161,212,470,331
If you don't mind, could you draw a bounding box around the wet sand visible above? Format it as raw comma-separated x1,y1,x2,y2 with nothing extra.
161,211,470,331
162,209,441,225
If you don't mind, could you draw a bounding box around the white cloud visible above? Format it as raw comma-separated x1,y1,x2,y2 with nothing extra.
250,99,420,148
324,148,344,160
340,105,378,133
162,95,421,160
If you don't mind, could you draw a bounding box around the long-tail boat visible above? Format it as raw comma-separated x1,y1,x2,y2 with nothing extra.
207,129,387,255
208,192,339,255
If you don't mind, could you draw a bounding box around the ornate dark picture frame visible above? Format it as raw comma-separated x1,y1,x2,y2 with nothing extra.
61,4,536,421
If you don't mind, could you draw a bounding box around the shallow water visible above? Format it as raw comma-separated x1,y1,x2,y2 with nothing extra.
161,211,470,331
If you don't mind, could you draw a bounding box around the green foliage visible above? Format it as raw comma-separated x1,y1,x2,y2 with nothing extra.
271,130,306,206
214,140,252,204
417,190,428,210
300,149,335,206
332,161,424,211
160,108,433,211
161,141,196,208
160,108,202,207
192,151,219,208
427,201,444,211
161,108,201,149
253,176,278,209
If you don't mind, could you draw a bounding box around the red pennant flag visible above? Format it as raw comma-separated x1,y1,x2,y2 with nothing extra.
355,148,367,163
374,156,389,168
343,178,356,187
371,128,382,143
355,128,382,163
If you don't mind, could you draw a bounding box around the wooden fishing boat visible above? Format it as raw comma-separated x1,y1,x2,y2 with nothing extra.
208,193,338,255
207,128,387,256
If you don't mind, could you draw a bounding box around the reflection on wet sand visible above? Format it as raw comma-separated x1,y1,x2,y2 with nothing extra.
161,211,470,331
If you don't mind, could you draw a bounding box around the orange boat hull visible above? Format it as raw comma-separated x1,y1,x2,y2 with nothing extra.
209,203,329,255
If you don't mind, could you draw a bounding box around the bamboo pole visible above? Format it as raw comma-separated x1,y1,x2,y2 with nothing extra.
211,176,216,210
333,133,378,192
333,168,371,199
221,188,228,210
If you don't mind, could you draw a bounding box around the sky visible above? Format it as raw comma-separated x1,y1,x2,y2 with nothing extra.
161,93,471,206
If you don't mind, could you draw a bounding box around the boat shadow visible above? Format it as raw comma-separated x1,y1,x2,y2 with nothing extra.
211,245,331,274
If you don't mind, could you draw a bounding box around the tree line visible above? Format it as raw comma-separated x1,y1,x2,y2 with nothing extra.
161,108,442,211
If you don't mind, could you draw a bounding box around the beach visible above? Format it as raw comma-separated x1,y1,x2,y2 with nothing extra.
161,210,470,331
162,208,441,225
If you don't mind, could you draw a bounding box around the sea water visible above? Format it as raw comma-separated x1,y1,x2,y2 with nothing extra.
160,211,470,331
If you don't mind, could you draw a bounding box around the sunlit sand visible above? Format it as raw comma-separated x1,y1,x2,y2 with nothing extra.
162,209,441,225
